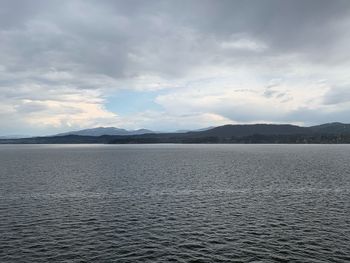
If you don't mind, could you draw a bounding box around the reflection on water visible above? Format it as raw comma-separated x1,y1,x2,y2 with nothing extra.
1,144,350,262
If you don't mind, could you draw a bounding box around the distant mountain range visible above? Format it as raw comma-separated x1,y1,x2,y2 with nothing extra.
0,135,30,139
2,122,350,144
175,126,215,133
54,126,214,136
54,127,155,137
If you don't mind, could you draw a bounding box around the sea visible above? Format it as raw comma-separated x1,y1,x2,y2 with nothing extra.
0,144,349,262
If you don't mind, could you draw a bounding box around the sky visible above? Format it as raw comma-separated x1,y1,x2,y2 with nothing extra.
1,0,350,135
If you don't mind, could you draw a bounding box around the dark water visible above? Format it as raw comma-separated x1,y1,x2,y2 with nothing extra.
0,144,350,262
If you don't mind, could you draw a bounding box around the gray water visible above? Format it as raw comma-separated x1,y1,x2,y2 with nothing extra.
0,144,350,262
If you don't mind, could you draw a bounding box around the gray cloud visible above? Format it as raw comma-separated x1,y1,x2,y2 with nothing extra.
14,101,49,113
1,0,350,134
284,106,350,125
2,0,349,78
323,86,350,105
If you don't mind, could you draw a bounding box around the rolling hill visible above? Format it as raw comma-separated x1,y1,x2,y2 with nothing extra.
54,127,155,137
2,122,350,144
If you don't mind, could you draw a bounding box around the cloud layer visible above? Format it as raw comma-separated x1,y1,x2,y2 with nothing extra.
1,0,350,134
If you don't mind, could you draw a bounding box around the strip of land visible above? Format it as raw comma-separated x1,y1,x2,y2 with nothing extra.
1,123,350,144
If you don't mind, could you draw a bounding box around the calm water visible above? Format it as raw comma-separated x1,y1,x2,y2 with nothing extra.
0,144,350,262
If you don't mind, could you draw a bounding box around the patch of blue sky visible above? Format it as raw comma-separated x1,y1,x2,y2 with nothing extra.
105,90,163,115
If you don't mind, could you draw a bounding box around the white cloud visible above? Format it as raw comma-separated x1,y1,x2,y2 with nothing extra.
1,0,350,135
220,36,267,52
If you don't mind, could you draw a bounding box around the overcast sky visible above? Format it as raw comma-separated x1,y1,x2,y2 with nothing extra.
1,0,350,135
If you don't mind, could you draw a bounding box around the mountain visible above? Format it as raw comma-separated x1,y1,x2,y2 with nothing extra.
55,127,155,137
54,126,214,136
185,124,311,138
175,126,215,133
2,122,350,144
309,122,350,134
0,135,31,139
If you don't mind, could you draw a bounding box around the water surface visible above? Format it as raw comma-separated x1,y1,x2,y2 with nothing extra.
1,144,350,262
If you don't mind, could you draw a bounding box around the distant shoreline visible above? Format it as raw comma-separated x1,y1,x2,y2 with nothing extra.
2,123,350,144
1,137,350,144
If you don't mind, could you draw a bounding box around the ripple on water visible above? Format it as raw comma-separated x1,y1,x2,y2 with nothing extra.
0,144,350,262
